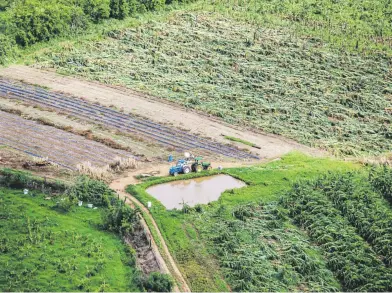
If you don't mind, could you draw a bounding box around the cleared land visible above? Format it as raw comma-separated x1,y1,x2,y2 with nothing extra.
29,11,391,156
0,111,133,169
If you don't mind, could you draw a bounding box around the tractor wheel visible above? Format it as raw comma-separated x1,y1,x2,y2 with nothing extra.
183,166,191,174
196,165,203,172
173,172,179,177
207,165,212,170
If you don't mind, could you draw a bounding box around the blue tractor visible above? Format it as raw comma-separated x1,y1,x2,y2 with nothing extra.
169,159,191,176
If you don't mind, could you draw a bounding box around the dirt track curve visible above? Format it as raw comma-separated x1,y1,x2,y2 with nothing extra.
110,177,191,293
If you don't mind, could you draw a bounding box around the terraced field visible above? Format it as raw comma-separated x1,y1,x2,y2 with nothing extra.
0,111,134,169
0,78,259,160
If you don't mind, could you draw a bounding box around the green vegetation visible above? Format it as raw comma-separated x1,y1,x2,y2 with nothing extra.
209,203,340,291
0,187,139,292
34,10,392,156
127,153,360,291
127,153,392,291
223,135,259,148
0,167,69,192
0,170,173,292
312,172,392,266
370,165,392,205
0,0,192,64
281,179,392,291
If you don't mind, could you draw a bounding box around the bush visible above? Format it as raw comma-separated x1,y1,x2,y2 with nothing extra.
136,272,173,292
66,176,114,207
0,33,17,65
103,200,140,235
80,0,110,22
110,0,129,19
56,196,77,212
139,0,165,11
0,0,12,11
9,0,87,46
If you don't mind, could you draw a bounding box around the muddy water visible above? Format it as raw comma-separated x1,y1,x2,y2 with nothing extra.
146,174,246,210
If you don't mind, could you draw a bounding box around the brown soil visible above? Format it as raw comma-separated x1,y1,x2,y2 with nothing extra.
0,96,171,160
0,146,75,182
0,65,324,161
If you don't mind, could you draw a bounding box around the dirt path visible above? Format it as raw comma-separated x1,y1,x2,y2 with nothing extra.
0,65,323,160
110,176,191,292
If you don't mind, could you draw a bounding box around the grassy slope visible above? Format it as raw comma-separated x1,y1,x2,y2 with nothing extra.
127,152,359,291
0,188,139,292
32,9,392,156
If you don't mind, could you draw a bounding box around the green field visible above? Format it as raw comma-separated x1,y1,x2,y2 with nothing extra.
0,187,140,292
128,152,383,291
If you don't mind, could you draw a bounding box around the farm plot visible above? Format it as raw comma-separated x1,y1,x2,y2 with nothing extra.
33,11,392,156
0,78,259,160
0,111,134,169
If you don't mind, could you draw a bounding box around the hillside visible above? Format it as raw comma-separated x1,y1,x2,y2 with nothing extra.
0,187,139,292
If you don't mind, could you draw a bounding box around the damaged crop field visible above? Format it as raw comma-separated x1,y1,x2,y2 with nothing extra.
33,9,392,156
128,153,392,292
1,0,392,292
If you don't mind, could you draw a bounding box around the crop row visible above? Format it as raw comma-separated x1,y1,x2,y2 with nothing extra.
281,183,392,291
0,78,259,160
370,166,392,205
0,111,133,169
200,203,340,292
314,172,392,266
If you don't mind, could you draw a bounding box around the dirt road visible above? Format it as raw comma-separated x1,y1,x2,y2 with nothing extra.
0,65,322,160
110,176,191,292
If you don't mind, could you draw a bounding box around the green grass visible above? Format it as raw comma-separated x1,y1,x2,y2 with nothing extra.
0,188,140,292
223,135,259,148
126,152,359,291
32,9,392,156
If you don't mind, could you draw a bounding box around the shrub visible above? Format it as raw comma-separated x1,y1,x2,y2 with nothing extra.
136,272,173,292
66,176,114,207
80,0,110,23
56,196,77,212
110,0,129,19
139,0,165,11
103,200,140,235
0,0,12,11
9,0,87,46
0,33,17,65
0,168,68,191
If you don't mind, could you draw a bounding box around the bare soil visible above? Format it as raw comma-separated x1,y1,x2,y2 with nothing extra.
0,66,323,160
0,97,169,159
0,146,75,182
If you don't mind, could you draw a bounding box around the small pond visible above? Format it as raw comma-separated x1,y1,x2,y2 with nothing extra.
146,174,246,210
